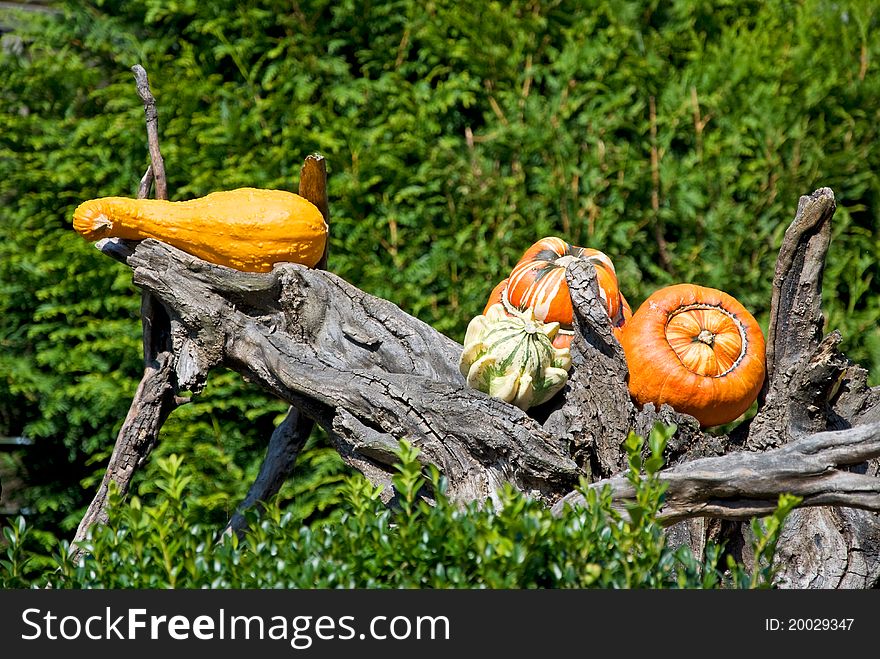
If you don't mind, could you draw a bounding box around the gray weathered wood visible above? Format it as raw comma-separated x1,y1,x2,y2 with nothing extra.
98,222,880,524
542,260,634,479
741,187,880,588
224,406,310,536
71,66,178,558
552,422,880,523
747,188,838,445
100,238,579,504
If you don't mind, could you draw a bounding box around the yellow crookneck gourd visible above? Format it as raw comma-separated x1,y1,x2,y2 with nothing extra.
73,187,327,272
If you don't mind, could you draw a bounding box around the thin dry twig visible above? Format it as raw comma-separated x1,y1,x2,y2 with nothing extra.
649,95,671,273
132,64,167,200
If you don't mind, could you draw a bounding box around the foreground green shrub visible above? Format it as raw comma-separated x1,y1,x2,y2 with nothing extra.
1,426,798,589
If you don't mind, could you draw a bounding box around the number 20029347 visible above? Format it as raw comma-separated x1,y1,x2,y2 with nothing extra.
765,618,854,631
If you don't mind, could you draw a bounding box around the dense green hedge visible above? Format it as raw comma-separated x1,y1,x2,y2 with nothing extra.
1,430,799,588
0,0,877,542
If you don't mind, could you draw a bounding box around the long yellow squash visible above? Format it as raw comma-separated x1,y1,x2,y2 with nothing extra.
73,187,328,272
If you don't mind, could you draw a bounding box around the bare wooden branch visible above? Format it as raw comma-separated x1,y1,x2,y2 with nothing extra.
99,238,578,503
72,66,175,559
72,353,180,551
552,422,880,523
224,406,310,536
225,153,333,536
131,65,167,201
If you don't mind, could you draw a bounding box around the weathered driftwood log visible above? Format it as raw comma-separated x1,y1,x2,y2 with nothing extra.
72,67,336,551
90,183,879,532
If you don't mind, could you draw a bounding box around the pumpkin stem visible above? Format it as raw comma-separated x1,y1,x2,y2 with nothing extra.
696,329,715,346
522,320,539,335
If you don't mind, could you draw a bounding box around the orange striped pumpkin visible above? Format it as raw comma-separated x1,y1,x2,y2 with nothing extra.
507,237,626,327
484,238,630,347
482,277,575,348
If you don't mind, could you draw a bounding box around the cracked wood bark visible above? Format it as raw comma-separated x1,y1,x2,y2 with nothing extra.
542,260,724,557
544,261,717,480
740,188,880,589
546,188,876,583
71,65,180,559
552,421,880,523
99,238,579,504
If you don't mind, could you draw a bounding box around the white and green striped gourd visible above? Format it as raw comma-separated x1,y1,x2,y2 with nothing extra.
459,303,572,410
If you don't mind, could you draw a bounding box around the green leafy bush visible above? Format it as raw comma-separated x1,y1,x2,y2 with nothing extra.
1,426,797,589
